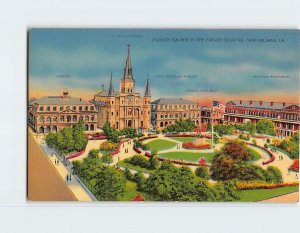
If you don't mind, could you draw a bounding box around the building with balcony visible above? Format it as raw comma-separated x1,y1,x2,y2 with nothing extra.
201,106,224,124
224,100,300,136
151,98,201,130
28,90,98,133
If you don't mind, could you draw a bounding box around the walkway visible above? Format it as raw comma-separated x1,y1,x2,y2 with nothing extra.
261,192,299,203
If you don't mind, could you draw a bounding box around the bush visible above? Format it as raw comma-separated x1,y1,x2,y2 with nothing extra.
195,166,210,179
101,153,113,164
149,155,160,169
99,141,115,151
124,168,133,180
133,171,147,191
265,166,283,183
125,155,151,169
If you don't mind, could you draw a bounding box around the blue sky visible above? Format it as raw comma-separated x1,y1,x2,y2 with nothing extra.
28,29,299,105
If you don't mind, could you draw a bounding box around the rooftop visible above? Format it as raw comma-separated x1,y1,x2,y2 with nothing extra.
226,100,299,110
29,95,92,106
151,98,196,105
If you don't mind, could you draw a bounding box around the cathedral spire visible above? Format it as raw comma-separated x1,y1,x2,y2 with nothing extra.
144,77,151,97
123,44,133,79
108,72,114,96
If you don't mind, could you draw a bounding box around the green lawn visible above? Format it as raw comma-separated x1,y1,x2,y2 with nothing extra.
159,151,215,162
117,160,154,173
239,186,299,202
118,180,151,201
247,147,261,161
145,139,177,151
170,137,195,143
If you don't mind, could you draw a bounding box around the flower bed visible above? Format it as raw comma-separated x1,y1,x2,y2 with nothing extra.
132,194,145,201
182,142,211,150
133,146,142,154
236,181,299,190
165,133,196,138
289,160,299,172
144,151,151,157
251,134,269,139
110,139,130,156
86,133,106,140
138,135,158,142
246,142,275,165
198,158,207,166
66,148,86,159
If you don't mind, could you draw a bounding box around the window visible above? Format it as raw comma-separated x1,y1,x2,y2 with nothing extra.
53,107,57,111
73,106,76,111
85,106,88,111
39,106,44,111
90,106,94,111
46,106,50,111
60,106,63,111
79,106,82,111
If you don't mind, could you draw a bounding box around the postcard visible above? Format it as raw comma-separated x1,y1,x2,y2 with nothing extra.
27,29,299,202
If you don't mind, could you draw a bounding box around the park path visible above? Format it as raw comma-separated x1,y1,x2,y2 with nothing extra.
30,130,93,201
261,192,299,203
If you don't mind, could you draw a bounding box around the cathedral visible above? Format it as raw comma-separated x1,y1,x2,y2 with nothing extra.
91,45,151,132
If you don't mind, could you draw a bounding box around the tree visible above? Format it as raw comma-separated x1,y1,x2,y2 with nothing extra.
45,133,56,148
206,123,212,132
133,171,147,191
94,166,126,201
195,166,210,179
149,155,160,169
272,138,281,147
266,166,283,183
222,140,250,161
124,168,133,180
256,119,275,136
244,121,256,135
194,178,215,201
87,149,99,159
73,119,87,151
101,153,113,164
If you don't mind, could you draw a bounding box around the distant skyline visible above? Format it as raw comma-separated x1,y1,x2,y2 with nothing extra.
28,29,300,106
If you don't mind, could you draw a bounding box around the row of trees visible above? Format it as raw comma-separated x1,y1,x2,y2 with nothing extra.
127,161,240,201
45,120,87,154
162,118,196,133
210,140,283,183
207,119,276,136
72,150,123,200
102,122,144,143
124,155,160,170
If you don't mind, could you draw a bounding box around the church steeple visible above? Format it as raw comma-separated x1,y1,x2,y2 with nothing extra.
144,78,151,97
123,44,133,79
108,72,114,96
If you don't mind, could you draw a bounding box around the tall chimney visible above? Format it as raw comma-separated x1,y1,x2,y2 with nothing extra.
249,100,252,105
270,102,274,106
260,101,263,106
240,100,242,104
283,102,286,107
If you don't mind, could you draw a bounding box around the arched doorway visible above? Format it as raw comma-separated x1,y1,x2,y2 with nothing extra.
52,126,57,133
45,126,51,133
84,124,89,131
90,124,94,131
128,120,132,127
38,126,44,134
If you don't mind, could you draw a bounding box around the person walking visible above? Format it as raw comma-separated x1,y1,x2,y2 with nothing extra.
69,173,72,181
66,174,69,182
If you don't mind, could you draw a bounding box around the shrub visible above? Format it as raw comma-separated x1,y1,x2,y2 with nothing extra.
124,168,133,180
99,141,115,151
195,166,210,179
149,155,160,169
101,153,113,164
133,171,147,191
125,155,150,169
265,166,283,183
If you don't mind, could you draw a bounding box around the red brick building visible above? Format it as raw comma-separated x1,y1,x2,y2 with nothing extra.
224,100,300,136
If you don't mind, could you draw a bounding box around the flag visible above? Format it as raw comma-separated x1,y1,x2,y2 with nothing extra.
213,101,225,113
